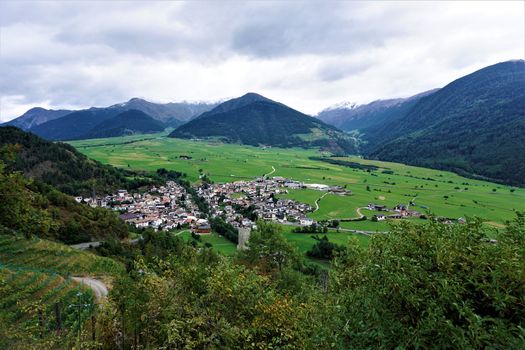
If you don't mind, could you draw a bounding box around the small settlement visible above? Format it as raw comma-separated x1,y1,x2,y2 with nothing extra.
79,176,351,235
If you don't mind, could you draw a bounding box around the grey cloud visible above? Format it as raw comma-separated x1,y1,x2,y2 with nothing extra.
0,1,522,121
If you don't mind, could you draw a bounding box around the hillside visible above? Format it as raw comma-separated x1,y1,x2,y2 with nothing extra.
0,233,124,348
170,93,356,154
0,126,156,196
367,60,525,186
115,97,218,122
81,109,166,139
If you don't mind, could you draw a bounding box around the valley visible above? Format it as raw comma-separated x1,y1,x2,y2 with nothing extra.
69,132,525,234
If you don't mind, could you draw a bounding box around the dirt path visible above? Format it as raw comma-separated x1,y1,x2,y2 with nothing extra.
264,166,276,178
355,207,366,219
314,192,329,212
72,277,108,300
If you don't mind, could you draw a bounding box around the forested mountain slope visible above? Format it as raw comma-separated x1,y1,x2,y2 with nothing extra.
170,93,357,154
367,60,525,186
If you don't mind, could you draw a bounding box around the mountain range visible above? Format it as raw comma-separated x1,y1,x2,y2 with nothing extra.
170,93,357,154
2,60,523,185
3,98,219,140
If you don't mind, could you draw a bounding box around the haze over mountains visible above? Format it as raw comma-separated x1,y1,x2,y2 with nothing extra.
2,60,523,185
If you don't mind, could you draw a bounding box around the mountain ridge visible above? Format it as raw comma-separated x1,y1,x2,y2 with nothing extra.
170,93,357,154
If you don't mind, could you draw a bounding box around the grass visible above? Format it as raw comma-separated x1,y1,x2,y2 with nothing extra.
278,224,370,262
178,231,238,256
69,132,524,234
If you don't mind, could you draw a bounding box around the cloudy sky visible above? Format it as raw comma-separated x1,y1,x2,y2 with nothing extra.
0,1,523,121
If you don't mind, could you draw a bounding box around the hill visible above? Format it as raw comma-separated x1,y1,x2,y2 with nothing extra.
81,109,166,139
0,126,136,195
367,60,525,186
10,98,217,140
170,93,356,154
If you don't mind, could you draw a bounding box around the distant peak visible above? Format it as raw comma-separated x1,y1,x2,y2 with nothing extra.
322,101,358,112
27,107,47,113
241,92,265,99
128,97,147,103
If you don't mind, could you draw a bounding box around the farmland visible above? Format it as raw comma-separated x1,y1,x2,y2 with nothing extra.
70,133,525,232
0,235,117,346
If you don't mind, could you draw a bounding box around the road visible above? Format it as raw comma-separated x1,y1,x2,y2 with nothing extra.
69,241,101,250
72,277,109,300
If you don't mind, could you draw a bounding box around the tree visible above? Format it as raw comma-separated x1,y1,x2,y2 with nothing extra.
240,220,298,272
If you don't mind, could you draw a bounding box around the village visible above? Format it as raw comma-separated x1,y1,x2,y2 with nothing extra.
76,175,457,236
75,176,355,234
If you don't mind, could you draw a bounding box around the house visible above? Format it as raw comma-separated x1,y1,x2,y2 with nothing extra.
373,214,386,221
368,203,386,211
194,224,212,235
299,218,315,226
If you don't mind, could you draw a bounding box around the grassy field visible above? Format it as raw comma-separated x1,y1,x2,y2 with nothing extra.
178,231,238,256
70,133,525,231
279,225,370,252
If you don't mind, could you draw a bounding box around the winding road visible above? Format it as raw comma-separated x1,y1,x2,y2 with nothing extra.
313,192,329,212
72,277,109,301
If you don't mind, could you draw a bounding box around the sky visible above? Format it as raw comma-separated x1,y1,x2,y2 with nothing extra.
0,1,523,122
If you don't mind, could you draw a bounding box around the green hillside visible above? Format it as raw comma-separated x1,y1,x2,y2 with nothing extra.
0,234,123,349
170,93,356,154
366,60,525,186
0,126,154,196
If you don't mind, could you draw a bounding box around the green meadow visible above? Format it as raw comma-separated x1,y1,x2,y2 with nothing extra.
70,133,525,233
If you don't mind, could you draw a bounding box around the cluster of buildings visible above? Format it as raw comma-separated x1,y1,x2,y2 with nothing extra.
76,181,207,232
200,177,317,229
367,203,422,221
79,175,353,235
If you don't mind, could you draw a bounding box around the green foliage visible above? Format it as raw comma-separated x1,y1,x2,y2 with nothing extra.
306,235,344,260
331,215,525,348
0,126,155,196
240,221,300,272
209,216,238,244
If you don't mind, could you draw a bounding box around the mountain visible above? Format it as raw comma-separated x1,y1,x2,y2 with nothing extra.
109,97,219,123
170,93,356,154
367,60,525,186
10,98,218,140
317,90,439,132
4,107,72,130
30,107,123,140
80,109,166,139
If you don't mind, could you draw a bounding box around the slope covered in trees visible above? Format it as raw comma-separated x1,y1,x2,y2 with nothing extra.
170,93,357,154
367,60,525,186
0,126,154,196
